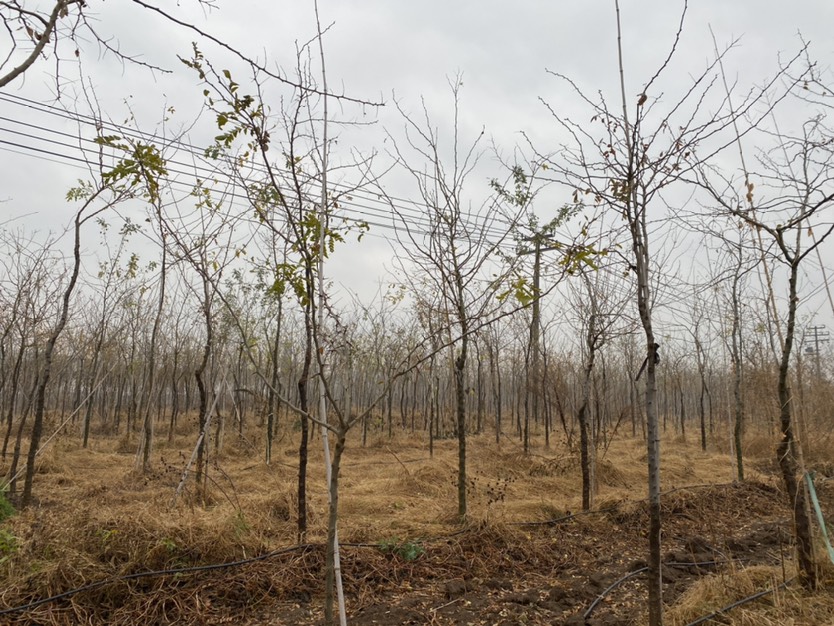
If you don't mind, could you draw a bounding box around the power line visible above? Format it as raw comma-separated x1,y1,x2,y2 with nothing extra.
2,93,831,342
0,92,515,240
0,124,815,338
0,129,437,245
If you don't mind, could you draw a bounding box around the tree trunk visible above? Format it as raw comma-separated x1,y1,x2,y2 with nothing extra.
778,261,816,587
455,326,469,520
296,303,313,541
22,194,101,507
578,310,598,511
2,336,26,459
731,271,745,481
82,331,105,449
698,378,707,452
194,277,213,500
323,427,347,626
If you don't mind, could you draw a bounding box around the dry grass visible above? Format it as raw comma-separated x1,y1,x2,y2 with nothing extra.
0,422,831,624
667,564,834,626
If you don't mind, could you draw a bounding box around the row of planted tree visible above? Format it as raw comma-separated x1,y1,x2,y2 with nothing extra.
1,219,831,498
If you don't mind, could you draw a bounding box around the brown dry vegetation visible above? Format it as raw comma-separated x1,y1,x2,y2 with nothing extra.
2,424,834,625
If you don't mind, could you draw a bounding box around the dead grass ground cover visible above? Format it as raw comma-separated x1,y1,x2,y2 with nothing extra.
0,424,832,625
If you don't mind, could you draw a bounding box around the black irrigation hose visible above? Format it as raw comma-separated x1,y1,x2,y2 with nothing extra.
0,530,467,617
684,577,796,626
582,559,739,620
0,543,317,616
583,567,649,619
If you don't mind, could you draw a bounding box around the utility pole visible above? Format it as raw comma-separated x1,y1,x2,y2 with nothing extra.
807,325,829,379
519,233,563,452
528,237,541,453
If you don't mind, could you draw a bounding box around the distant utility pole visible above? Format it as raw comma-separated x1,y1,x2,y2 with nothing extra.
806,325,829,379
519,234,563,452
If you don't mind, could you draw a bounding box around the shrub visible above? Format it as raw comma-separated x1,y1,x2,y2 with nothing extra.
379,537,425,561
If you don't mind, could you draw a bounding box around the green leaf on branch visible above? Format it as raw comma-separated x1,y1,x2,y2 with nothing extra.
497,276,536,306
270,263,309,305
66,180,94,202
559,245,607,274
491,165,533,208
99,139,168,202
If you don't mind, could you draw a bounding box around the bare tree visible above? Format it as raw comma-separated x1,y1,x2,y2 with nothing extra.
384,79,524,519
567,265,632,510
20,179,135,506
77,223,136,449
527,2,797,619
0,0,301,92
0,230,62,465
698,113,834,588
0,0,85,88
136,206,169,472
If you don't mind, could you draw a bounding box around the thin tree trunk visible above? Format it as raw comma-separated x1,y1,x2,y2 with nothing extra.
778,261,816,587
2,336,26,459
296,305,313,541
267,308,282,464
323,427,347,626
455,323,469,520
194,276,213,500
615,1,662,618
578,316,597,511
138,239,167,471
731,270,745,481
22,190,109,507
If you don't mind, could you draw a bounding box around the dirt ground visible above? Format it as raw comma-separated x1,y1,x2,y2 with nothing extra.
1,427,834,625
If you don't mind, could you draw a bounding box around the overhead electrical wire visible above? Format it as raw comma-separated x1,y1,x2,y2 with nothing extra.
1,93,830,335
0,123,808,335
0,120,443,240
3,122,824,339
0,130,447,252
0,92,515,241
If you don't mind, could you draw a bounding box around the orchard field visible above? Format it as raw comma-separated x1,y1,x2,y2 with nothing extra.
3,2,834,625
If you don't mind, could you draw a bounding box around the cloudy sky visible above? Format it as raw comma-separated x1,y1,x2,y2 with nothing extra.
2,0,833,335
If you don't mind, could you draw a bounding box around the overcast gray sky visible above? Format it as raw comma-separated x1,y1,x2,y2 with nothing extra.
2,0,833,334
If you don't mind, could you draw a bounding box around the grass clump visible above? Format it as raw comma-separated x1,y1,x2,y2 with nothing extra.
378,537,425,561
0,527,16,565
0,485,14,523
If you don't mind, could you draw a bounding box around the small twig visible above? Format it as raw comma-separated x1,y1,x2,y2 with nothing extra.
130,0,382,106
430,597,462,612
170,382,224,508
385,446,411,476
